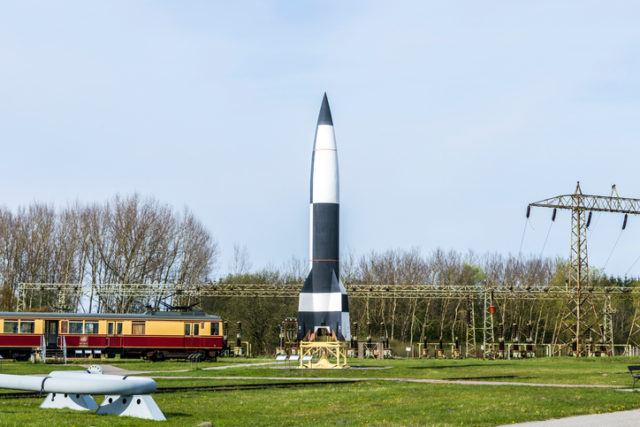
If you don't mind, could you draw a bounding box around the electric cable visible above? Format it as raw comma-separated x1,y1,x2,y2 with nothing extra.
625,253,640,277
518,219,528,257
540,221,554,257
603,229,624,270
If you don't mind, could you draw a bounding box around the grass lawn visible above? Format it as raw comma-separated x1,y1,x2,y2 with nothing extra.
1,380,639,426
129,357,640,387
1,358,640,425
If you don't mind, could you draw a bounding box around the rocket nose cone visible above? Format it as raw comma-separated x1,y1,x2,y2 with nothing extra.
317,93,333,126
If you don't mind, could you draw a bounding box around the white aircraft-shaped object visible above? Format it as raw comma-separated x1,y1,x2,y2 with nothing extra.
0,365,165,421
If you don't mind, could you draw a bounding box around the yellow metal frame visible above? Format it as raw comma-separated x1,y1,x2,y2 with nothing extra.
299,340,348,369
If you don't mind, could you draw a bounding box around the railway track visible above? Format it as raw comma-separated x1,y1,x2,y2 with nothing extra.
0,379,358,399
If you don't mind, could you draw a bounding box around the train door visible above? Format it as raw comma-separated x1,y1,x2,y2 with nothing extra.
193,322,201,348
184,323,199,348
45,320,59,348
184,323,192,348
107,321,124,348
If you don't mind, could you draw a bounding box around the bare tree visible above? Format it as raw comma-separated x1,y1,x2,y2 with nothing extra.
0,194,219,313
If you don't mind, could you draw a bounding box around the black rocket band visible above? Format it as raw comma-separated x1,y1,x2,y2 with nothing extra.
297,94,351,341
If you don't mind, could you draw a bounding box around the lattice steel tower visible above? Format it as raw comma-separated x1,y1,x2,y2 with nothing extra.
528,182,640,356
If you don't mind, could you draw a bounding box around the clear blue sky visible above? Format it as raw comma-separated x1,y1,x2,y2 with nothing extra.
2,1,640,278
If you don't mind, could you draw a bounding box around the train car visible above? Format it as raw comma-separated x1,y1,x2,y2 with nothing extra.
0,311,224,361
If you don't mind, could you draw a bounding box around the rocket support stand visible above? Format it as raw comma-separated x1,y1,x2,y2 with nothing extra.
95,394,166,421
40,393,165,421
299,341,349,369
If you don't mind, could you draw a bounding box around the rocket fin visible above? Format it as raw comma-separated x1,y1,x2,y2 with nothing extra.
330,270,343,293
301,270,313,293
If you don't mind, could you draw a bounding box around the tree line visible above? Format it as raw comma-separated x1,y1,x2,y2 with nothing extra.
2,195,638,355
0,194,218,312
208,249,640,354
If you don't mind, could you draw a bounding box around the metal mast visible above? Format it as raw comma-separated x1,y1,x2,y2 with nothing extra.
528,182,640,355
482,283,495,359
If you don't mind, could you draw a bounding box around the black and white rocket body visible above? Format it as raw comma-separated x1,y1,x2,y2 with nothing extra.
298,94,350,341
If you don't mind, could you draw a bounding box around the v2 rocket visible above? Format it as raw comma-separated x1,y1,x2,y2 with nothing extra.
298,93,350,341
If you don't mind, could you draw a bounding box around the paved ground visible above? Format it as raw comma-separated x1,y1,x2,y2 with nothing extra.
503,408,640,426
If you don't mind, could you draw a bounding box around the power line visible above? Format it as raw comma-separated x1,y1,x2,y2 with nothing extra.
602,213,629,270
603,230,624,270
540,221,554,257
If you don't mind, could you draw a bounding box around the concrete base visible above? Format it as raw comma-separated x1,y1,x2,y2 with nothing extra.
96,394,166,421
40,392,98,411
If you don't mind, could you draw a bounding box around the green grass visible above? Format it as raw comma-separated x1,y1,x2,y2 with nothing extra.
0,361,81,375
130,357,640,387
0,381,639,426
2,358,640,425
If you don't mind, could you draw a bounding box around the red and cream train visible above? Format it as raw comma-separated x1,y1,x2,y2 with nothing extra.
0,311,224,361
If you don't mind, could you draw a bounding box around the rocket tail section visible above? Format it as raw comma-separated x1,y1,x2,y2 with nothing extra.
297,270,351,341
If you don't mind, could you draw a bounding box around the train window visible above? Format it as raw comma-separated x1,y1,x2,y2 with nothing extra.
193,323,199,335
108,323,114,335
85,322,99,334
117,322,123,335
3,320,18,333
185,323,191,335
211,322,219,336
61,321,68,334
69,321,83,334
132,321,145,335
20,320,34,334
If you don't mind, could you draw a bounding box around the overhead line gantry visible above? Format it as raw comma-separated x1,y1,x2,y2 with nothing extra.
15,281,640,311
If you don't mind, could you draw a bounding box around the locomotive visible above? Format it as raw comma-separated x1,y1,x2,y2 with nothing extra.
0,311,224,361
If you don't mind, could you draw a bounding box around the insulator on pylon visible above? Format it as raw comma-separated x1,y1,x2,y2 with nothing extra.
526,206,531,218
623,214,628,230
586,211,592,228
552,208,557,221
498,323,504,340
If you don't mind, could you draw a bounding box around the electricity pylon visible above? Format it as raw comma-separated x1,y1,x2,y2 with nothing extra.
528,182,640,356
481,283,495,359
